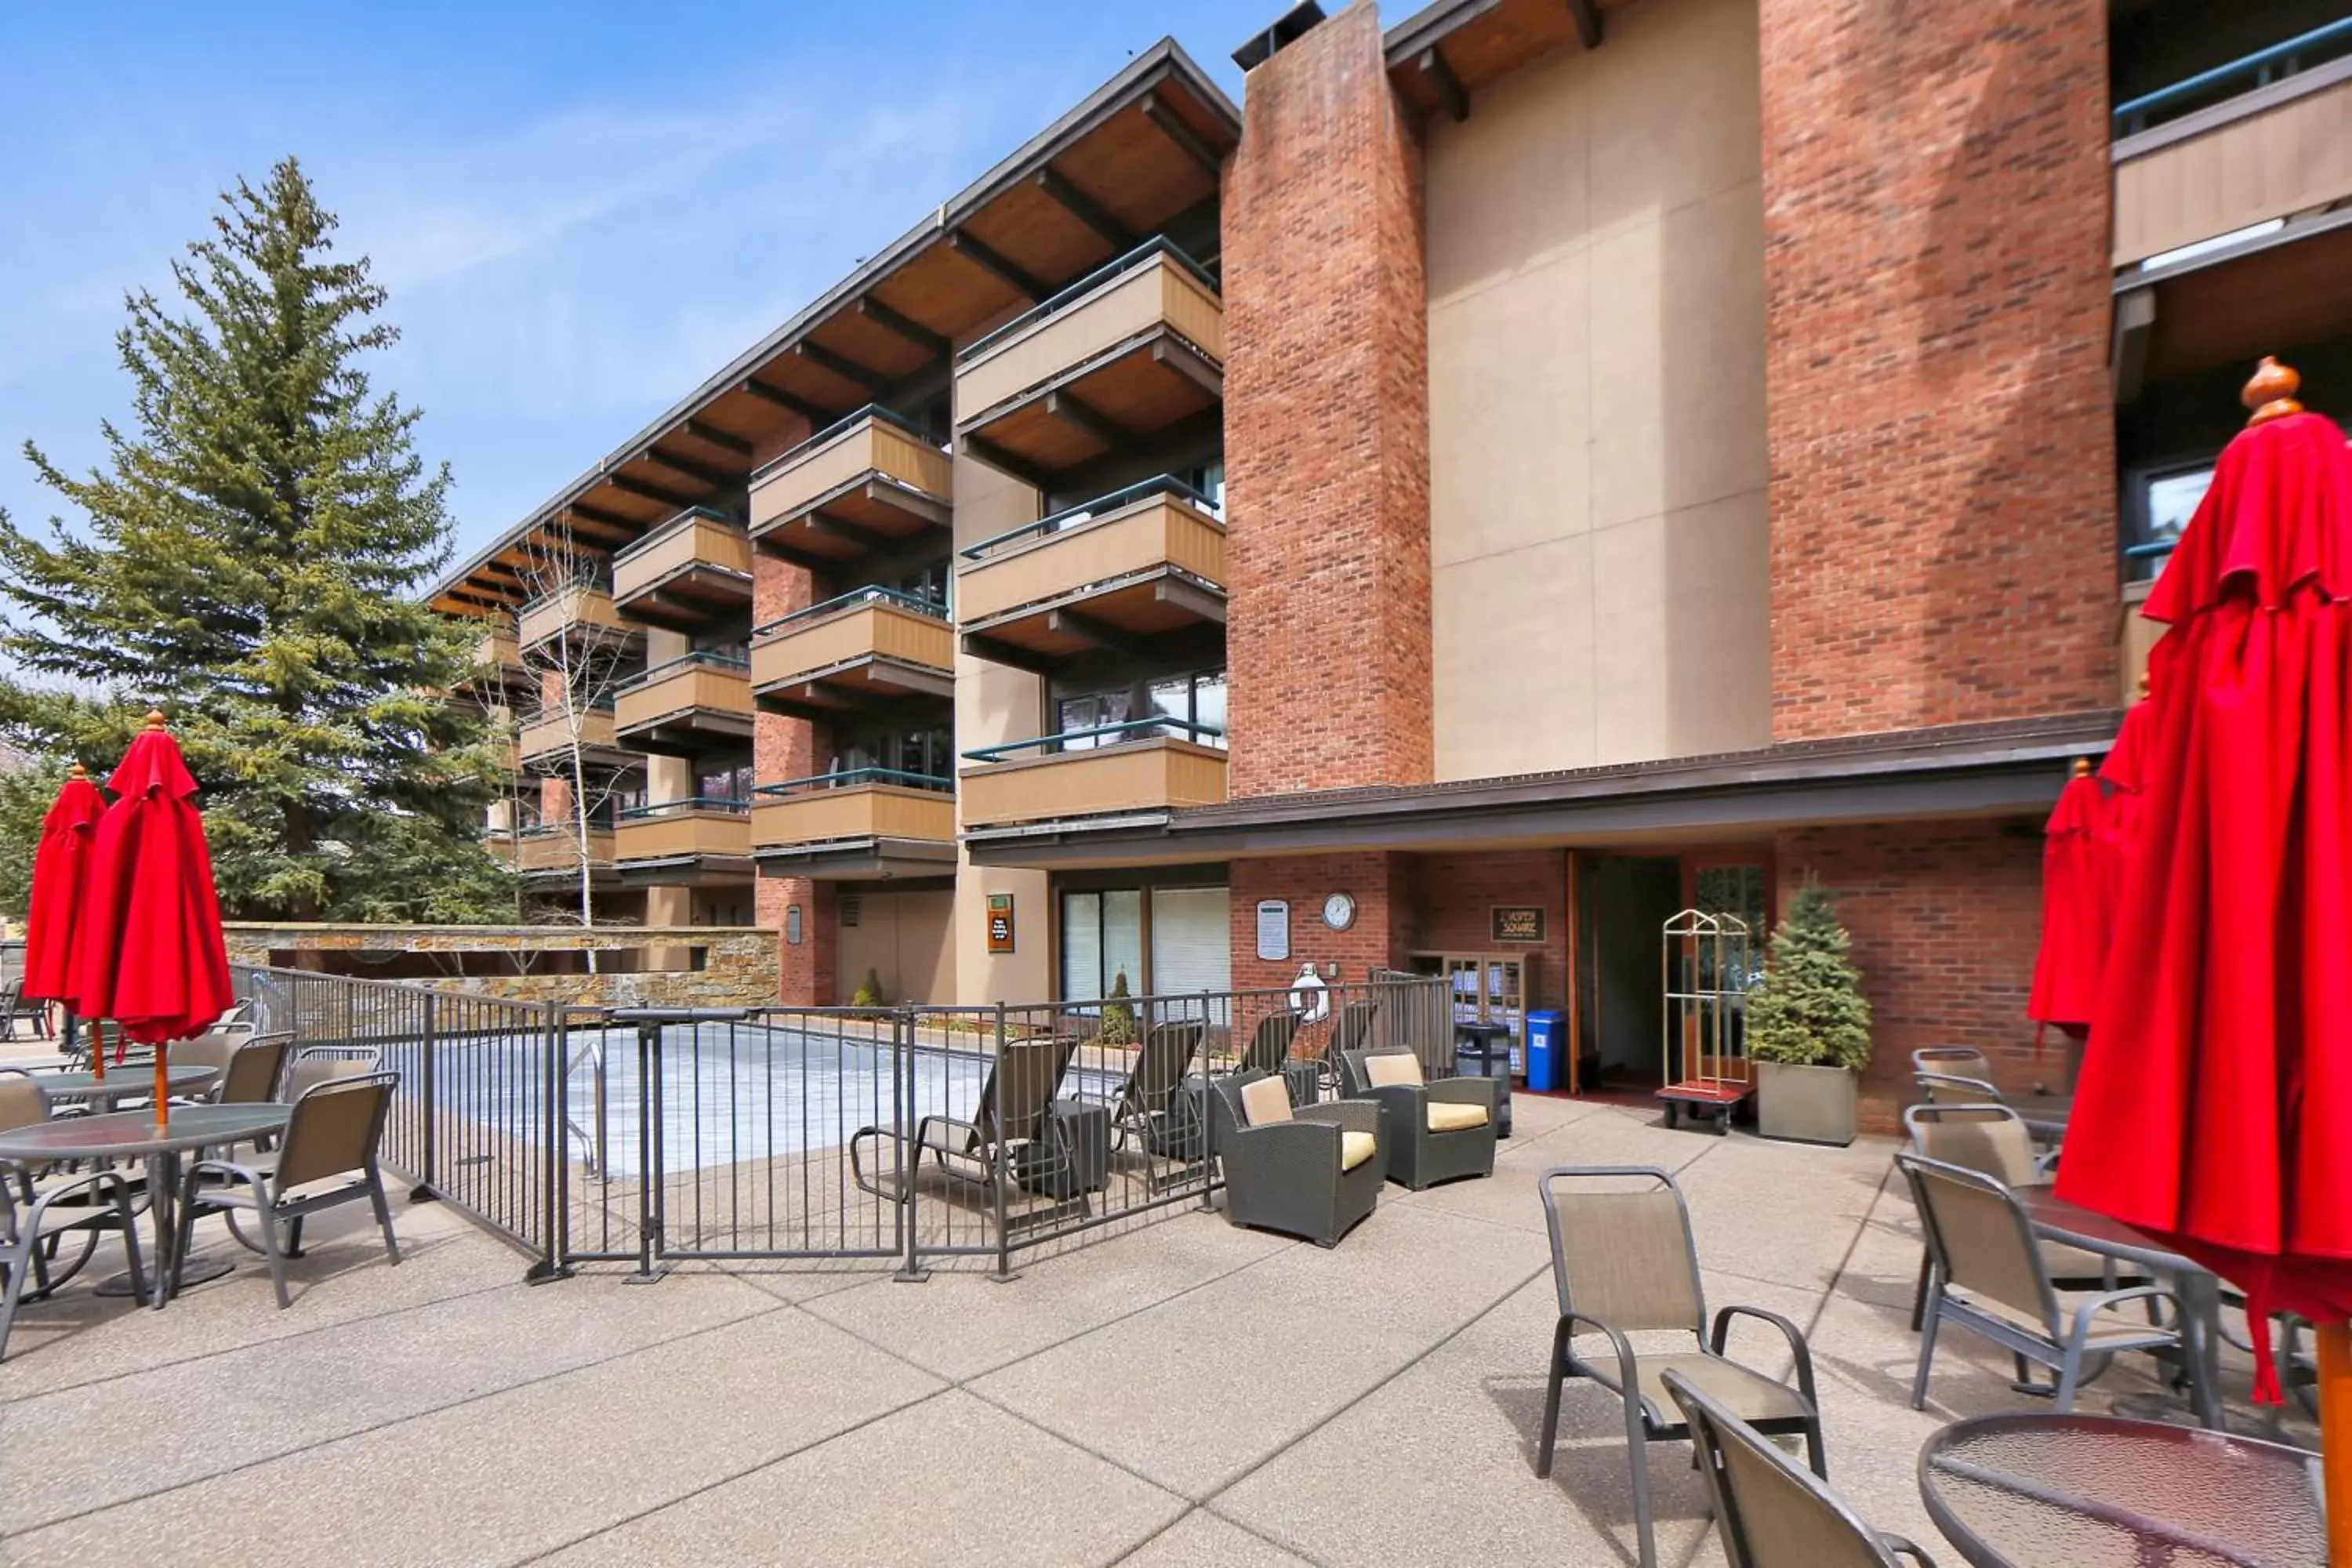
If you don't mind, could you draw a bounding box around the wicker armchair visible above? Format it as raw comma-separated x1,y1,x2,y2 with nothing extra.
1207,1071,1382,1247
1339,1047,1497,1189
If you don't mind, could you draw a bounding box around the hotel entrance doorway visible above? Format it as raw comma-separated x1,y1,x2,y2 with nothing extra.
1570,848,1773,1095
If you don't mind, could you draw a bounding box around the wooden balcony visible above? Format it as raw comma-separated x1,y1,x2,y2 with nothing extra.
615,801,753,872
750,771,958,880
517,583,642,656
958,479,1226,671
612,654,754,757
955,240,1223,484
517,707,642,774
2114,59,2352,268
960,732,1227,829
510,826,616,875
611,508,753,630
749,407,953,569
750,588,954,721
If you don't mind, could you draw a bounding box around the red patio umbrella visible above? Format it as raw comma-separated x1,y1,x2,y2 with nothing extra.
22,761,107,1029
73,712,234,1131
2055,359,2352,1548
2024,758,2108,1044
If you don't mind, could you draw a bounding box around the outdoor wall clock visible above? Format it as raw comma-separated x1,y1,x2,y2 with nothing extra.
1322,891,1357,931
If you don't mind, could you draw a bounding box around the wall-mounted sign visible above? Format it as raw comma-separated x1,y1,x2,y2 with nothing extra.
785,905,804,946
1491,905,1546,944
986,892,1016,954
1255,899,1291,962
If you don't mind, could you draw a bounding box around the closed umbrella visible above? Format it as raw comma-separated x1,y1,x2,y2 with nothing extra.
2024,757,2108,1044
73,712,234,1131
21,762,107,1056
2055,359,2352,1552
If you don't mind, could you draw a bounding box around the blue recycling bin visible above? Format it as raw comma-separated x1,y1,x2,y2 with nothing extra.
1524,1010,1564,1093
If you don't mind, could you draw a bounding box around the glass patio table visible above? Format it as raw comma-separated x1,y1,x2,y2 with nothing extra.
31,1064,218,1110
0,1103,288,1308
2016,1183,2225,1429
1919,1414,2325,1567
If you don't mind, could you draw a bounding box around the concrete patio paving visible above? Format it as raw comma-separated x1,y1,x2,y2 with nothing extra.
0,1091,2302,1566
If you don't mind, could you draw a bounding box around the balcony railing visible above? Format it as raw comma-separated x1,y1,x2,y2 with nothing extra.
518,705,635,768
749,405,953,567
750,586,955,714
960,718,1228,828
956,476,1226,664
2112,17,2352,134
2113,28,2352,269
612,506,753,627
954,238,1224,480
510,825,616,873
615,797,753,864
612,651,754,753
751,768,957,855
517,581,638,652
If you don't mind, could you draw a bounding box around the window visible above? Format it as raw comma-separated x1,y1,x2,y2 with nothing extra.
1055,690,1134,750
898,559,949,612
696,761,754,803
1147,669,1227,748
2126,460,2215,583
1061,889,1144,1001
1183,459,1225,519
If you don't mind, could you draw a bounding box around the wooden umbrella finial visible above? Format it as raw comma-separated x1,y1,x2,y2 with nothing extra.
2136,670,2151,701
143,710,167,731
2244,356,2303,426
67,760,88,780
2071,757,2092,779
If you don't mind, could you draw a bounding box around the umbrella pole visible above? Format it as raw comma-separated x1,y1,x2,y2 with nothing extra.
2321,1321,2352,1557
153,1040,169,1134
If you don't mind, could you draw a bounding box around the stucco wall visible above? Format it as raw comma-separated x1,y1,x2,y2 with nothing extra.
835,887,956,1006
224,924,782,1011
1423,0,1769,778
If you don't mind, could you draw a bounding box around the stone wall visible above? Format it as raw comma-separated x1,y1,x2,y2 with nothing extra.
223,924,782,1011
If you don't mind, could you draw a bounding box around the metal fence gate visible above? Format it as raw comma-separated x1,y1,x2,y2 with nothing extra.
227,966,1454,1280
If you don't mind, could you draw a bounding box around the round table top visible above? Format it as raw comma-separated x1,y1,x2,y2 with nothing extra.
2016,1185,2203,1275
0,1102,289,1161
1919,1414,2325,1568
31,1065,218,1101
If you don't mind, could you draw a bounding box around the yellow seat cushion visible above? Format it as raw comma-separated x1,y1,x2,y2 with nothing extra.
1426,1101,1490,1134
1363,1052,1424,1088
1239,1076,1292,1127
1340,1130,1379,1172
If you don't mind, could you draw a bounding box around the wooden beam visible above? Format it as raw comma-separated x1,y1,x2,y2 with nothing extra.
795,340,894,397
606,473,699,510
960,630,1059,676
804,510,890,553
639,447,741,489
948,230,1047,302
856,296,950,360
1155,578,1228,625
1418,47,1468,123
2112,287,2155,405
1048,606,1152,659
683,418,753,456
1567,0,1602,49
959,433,1054,493
1142,93,1222,176
1044,390,1138,454
569,502,642,533
1151,336,1225,398
740,376,837,427
1035,168,1136,253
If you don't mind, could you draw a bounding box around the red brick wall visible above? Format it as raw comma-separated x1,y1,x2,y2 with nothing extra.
1229,852,1413,994
757,873,837,1006
750,479,838,1005
1402,851,1569,1009
1221,1,1433,797
1760,0,2117,740
1776,818,2057,1135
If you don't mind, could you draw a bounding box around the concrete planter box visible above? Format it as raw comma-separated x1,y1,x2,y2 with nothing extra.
1755,1061,1860,1147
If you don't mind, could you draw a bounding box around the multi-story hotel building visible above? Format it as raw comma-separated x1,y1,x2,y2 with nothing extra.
435,0,2352,1123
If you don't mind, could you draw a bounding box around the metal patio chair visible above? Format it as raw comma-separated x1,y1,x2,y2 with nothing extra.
848,1036,1086,1214
175,1072,403,1309
1663,1369,1937,1567
0,1070,147,1361
1898,1152,2182,1414
213,1031,296,1105
1207,1069,1381,1247
0,980,51,1040
1901,1103,2138,1330
1339,1047,1497,1189
281,1044,385,1105
1109,1020,1207,1174
1534,1165,1825,1568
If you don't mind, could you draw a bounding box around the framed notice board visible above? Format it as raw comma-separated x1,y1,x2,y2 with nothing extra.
986,893,1016,954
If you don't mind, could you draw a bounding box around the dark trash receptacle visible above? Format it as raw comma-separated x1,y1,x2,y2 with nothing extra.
1454,1020,1513,1138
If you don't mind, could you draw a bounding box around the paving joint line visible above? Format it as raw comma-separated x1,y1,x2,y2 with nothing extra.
8,1297,798,1538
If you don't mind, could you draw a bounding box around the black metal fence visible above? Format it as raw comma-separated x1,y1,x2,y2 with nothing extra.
223,964,1454,1282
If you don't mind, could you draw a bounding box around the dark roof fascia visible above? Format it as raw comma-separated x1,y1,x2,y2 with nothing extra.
430,39,1240,608
1381,0,1506,67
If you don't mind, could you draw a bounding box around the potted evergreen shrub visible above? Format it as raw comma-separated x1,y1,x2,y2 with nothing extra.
1100,970,1138,1047
850,968,887,1012
1745,878,1872,1145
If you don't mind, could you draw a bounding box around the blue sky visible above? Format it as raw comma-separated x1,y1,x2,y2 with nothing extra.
0,2,1276,566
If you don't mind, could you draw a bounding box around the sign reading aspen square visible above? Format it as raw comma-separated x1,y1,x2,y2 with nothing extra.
986,893,1016,954
1492,906,1546,944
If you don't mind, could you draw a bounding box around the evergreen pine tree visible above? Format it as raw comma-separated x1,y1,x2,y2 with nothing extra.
0,158,510,921
1745,878,1873,1071
1100,969,1138,1046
